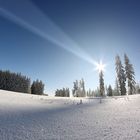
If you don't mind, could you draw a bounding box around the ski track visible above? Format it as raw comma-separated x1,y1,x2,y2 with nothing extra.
0,90,140,139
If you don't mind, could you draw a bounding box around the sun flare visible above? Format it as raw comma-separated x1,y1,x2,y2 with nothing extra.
95,60,106,73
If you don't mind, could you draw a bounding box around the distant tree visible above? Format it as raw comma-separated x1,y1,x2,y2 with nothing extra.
64,88,70,97
86,90,89,97
31,80,44,95
105,85,108,96
107,85,113,96
135,83,140,94
72,80,79,97
115,55,126,95
55,88,70,97
94,87,100,97
124,54,136,94
113,78,120,96
99,71,105,96
87,88,94,97
72,79,86,97
55,89,59,96
79,78,86,97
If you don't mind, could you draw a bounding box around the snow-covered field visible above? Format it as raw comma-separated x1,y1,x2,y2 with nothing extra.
0,90,140,140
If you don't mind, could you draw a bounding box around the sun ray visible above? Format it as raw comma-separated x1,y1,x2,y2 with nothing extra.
0,0,95,65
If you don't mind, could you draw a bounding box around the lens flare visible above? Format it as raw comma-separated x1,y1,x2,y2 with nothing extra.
94,60,106,73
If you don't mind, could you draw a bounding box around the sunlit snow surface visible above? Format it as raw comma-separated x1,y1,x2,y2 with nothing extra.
0,90,140,140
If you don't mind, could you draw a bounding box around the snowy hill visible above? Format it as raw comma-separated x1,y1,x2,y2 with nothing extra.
0,90,140,140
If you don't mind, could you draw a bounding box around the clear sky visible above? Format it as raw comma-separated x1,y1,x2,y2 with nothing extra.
0,0,140,95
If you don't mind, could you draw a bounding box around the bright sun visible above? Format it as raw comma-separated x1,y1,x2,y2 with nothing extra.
95,60,106,73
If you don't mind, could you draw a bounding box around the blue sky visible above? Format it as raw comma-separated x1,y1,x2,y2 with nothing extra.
0,0,140,95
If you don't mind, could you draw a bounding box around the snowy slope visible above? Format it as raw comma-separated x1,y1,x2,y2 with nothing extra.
0,90,140,140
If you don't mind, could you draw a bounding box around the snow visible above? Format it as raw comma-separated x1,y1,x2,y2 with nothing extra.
0,90,140,139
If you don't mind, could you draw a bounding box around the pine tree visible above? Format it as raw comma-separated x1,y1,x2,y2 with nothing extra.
135,83,140,94
87,90,89,97
72,80,78,97
114,78,120,96
80,78,86,97
89,88,92,97
105,85,108,96
124,54,136,94
115,55,126,95
72,79,86,97
87,88,93,97
99,71,104,96
107,85,113,96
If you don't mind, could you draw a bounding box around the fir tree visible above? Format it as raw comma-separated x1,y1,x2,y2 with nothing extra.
135,83,140,94
99,71,104,96
115,55,126,95
72,79,86,97
107,85,113,96
124,54,136,94
87,88,93,97
72,80,78,97
80,78,86,97
114,78,120,96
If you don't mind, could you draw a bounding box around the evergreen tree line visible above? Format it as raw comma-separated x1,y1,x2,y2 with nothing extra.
0,70,44,95
55,88,70,97
1,53,137,97
86,88,102,97
55,53,138,97
95,53,136,96
86,88,94,97
31,80,45,95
